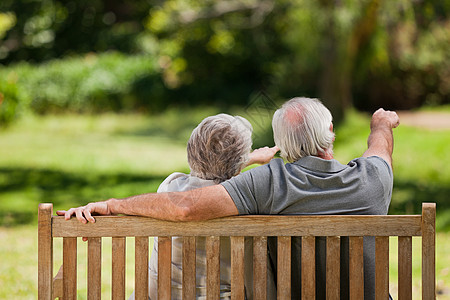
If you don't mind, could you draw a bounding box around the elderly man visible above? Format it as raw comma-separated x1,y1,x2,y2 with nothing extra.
59,97,399,299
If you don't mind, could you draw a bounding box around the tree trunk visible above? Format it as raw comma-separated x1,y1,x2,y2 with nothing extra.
318,0,380,123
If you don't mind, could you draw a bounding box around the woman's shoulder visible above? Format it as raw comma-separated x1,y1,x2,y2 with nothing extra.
157,172,215,193
157,172,189,193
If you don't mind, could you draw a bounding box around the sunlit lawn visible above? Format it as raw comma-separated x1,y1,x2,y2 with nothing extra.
0,108,449,298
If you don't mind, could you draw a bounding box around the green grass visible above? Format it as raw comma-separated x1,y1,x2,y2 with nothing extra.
419,104,450,112
0,108,449,298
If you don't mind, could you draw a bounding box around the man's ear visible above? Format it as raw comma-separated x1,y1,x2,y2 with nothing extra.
330,123,335,142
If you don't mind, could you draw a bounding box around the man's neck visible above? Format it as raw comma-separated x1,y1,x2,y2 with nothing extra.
318,151,334,160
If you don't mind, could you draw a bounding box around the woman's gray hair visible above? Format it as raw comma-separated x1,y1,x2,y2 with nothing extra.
272,97,335,162
187,114,253,183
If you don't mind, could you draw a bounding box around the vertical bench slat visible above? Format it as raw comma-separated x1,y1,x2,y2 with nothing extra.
38,204,53,300
375,237,389,300
326,236,340,300
302,236,315,299
158,236,172,300
135,236,149,300
63,237,77,299
398,236,412,300
349,236,364,300
182,236,196,300
112,237,126,300
231,236,245,300
422,203,436,300
88,237,102,300
53,265,63,299
253,236,267,300
206,236,221,300
277,236,291,300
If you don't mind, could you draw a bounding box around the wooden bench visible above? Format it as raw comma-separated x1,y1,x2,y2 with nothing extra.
38,202,436,300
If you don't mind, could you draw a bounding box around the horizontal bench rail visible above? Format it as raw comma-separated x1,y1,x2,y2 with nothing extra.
52,215,423,237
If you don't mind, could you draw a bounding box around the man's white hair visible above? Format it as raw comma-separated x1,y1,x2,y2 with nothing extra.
272,97,335,162
187,114,253,183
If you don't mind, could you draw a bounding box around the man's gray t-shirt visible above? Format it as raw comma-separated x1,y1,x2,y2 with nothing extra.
221,156,393,300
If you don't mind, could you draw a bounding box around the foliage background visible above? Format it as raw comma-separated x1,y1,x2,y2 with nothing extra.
1,0,449,126
0,0,449,298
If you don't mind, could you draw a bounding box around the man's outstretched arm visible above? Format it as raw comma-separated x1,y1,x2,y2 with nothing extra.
363,108,400,168
56,185,238,223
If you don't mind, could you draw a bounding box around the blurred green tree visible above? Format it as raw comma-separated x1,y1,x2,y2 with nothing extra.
140,0,449,118
0,0,149,63
353,0,450,111
0,0,448,123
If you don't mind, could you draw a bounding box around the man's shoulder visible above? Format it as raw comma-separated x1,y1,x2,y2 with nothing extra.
267,157,287,168
349,156,393,177
348,156,394,199
221,158,284,188
239,157,286,175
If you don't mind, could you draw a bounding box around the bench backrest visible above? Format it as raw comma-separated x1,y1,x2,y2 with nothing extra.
38,203,436,300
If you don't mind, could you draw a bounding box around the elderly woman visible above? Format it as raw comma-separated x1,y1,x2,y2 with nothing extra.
129,113,278,300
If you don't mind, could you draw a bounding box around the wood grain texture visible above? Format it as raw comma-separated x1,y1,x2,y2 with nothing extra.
253,236,267,300
182,236,196,300
375,237,389,300
422,203,436,300
231,236,245,300
135,236,149,300
302,236,315,299
206,236,220,300
158,237,172,300
112,237,126,300
277,236,291,300
38,203,53,300
88,237,102,300
349,237,364,300
398,236,412,300
52,265,63,299
52,215,422,237
326,236,340,300
63,237,77,300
